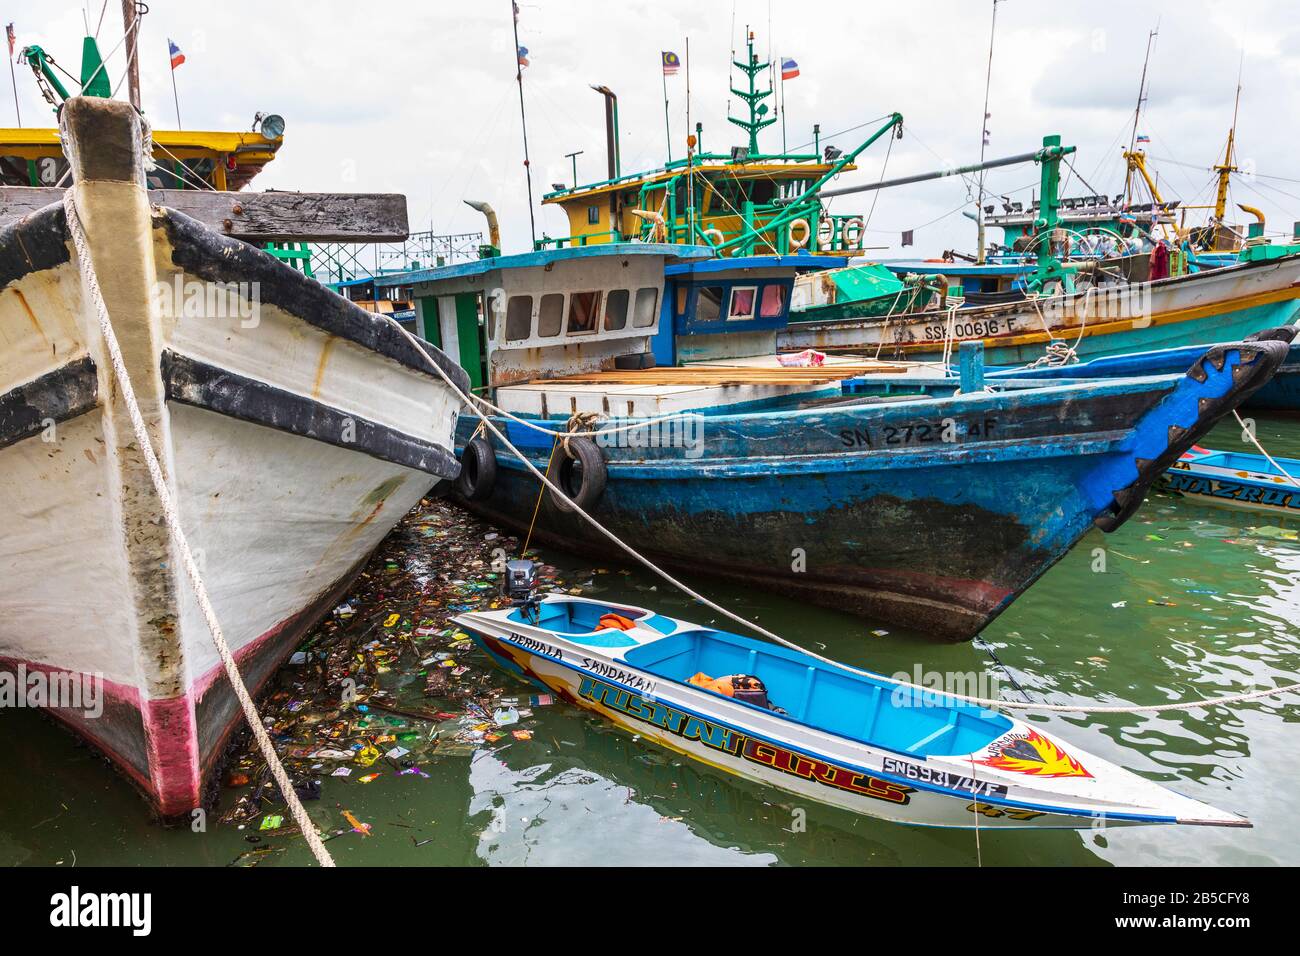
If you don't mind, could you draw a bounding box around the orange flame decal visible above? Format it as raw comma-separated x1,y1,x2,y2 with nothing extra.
977,730,1092,778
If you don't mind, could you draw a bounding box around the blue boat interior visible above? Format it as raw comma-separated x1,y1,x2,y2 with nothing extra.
1190,450,1299,476
519,602,1017,758
506,600,676,647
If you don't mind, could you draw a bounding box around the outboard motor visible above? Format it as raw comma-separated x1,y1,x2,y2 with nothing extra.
502,559,539,621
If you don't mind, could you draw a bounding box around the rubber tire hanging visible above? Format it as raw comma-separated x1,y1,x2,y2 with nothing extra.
455,436,497,501
550,437,607,512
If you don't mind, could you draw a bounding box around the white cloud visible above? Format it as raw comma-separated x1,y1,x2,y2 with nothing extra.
11,0,1300,256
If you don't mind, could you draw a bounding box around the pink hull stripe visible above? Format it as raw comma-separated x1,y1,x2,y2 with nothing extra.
1,575,346,815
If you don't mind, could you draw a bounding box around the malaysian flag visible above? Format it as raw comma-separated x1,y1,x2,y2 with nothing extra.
662,51,680,76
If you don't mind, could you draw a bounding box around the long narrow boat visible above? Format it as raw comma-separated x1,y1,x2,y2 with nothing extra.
1162,445,1300,516
0,97,468,818
985,326,1300,412
779,250,1300,365
457,593,1248,829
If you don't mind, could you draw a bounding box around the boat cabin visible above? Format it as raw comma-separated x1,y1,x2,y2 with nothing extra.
375,243,850,419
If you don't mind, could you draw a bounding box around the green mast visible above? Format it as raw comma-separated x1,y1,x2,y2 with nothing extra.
727,31,776,156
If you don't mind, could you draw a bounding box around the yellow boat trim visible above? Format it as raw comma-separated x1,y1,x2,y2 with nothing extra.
889,284,1300,355
543,160,852,205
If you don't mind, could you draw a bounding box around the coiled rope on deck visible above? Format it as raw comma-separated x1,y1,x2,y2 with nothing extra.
63,191,335,867
382,313,1300,716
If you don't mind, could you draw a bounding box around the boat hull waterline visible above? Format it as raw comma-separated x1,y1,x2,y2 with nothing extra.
456,595,1248,830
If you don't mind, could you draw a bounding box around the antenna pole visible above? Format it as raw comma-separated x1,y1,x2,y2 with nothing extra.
6,24,20,126
511,1,537,246
975,0,1001,265
662,53,672,163
1124,25,1159,203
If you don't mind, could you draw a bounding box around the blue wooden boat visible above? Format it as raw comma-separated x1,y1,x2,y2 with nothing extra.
378,242,1287,640
984,326,1300,412
456,592,1248,829
1162,445,1300,516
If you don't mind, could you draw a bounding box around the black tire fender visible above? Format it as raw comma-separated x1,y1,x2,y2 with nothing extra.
455,436,497,501
550,437,607,512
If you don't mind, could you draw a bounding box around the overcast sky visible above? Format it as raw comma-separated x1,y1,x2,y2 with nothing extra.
10,1,1300,257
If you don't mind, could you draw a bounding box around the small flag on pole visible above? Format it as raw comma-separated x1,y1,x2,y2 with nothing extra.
168,39,185,70
512,0,520,23
6,23,15,57
662,51,680,76
781,58,800,80
517,45,529,68
1135,133,1150,144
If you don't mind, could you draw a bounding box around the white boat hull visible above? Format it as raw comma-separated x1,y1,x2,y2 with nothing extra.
0,97,468,817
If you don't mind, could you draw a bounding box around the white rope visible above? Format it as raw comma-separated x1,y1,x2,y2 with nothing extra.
381,310,1300,716
1233,409,1300,489
62,190,335,866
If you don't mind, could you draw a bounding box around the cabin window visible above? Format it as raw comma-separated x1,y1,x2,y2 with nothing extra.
503,295,533,342
538,293,565,337
759,283,787,318
587,206,601,225
728,286,757,320
604,289,630,330
567,291,602,334
695,286,724,323
632,287,658,328
750,179,776,205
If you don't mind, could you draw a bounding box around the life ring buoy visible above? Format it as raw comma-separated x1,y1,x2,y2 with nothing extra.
703,227,725,247
841,216,864,250
455,436,497,501
817,218,835,248
550,437,607,512
788,218,811,251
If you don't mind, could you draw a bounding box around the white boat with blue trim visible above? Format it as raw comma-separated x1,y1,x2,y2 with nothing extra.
457,590,1249,830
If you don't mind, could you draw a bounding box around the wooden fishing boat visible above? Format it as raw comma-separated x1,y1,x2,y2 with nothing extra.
0,97,468,818
1162,445,1300,516
383,238,1287,640
457,592,1248,829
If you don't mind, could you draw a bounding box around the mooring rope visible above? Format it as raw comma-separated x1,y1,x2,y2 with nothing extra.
63,191,335,867
383,315,1300,716
1233,409,1300,489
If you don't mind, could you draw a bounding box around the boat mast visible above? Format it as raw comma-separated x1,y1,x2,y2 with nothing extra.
1123,26,1158,205
975,0,1001,265
1212,53,1244,225
120,0,142,111
510,0,537,246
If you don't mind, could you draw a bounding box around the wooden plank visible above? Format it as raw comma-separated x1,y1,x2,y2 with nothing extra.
528,363,909,387
0,186,409,241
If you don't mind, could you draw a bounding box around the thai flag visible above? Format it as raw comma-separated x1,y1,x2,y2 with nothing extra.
517,45,529,68
168,39,185,70
781,58,800,80
1136,133,1150,144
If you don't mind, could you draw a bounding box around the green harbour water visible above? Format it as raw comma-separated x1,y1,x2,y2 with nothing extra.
2,414,1298,867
